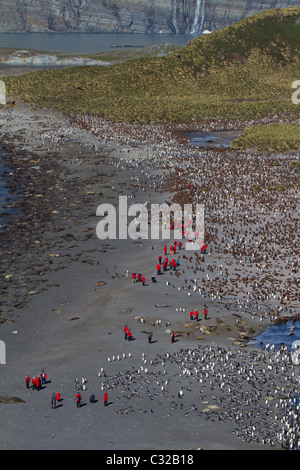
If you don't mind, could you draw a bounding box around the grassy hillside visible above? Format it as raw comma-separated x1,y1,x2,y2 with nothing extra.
231,123,300,151
3,7,300,123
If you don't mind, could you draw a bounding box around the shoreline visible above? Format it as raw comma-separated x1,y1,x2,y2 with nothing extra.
0,103,299,450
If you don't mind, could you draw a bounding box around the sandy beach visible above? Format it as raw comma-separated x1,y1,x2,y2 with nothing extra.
0,102,299,451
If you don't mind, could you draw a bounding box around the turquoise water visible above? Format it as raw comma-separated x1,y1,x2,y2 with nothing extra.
250,319,300,351
186,130,240,148
0,32,198,54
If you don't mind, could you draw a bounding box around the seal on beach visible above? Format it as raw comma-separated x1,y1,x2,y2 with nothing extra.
0,396,25,404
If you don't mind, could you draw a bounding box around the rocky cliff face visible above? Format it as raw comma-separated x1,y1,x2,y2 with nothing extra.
0,0,298,33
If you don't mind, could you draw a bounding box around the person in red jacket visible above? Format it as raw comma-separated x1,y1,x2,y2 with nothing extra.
203,306,208,320
127,329,132,341
25,374,31,389
124,325,128,340
156,263,161,275
36,375,42,390
142,276,146,286
194,309,199,321
190,310,194,320
132,272,136,283
104,392,108,406
164,244,167,255
171,332,175,343
76,392,82,408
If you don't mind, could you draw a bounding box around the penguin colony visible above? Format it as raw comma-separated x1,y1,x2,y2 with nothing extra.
98,344,299,449
70,114,299,449
106,130,299,320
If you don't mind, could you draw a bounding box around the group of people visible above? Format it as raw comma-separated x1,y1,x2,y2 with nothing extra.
189,305,208,321
157,242,184,276
128,240,209,346
75,392,108,408
132,272,146,285
25,371,109,409
25,370,48,391
131,241,184,286
51,392,62,409
169,213,207,250
124,324,133,341
157,255,179,275
131,242,182,286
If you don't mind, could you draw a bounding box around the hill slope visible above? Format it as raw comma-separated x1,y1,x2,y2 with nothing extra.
4,7,300,123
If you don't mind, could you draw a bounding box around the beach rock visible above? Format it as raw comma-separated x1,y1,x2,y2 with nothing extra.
0,52,111,67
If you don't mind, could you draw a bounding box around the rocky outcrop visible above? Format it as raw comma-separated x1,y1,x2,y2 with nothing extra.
0,0,298,34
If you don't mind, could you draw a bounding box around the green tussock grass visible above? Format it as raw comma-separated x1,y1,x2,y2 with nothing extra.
3,7,300,124
231,123,300,151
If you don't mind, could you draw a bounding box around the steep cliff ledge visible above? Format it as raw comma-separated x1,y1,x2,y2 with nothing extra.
0,0,299,34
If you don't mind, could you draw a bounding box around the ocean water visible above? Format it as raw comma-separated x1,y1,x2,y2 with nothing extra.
0,32,198,54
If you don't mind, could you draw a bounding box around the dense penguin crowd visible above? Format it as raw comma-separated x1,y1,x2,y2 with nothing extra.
99,344,299,449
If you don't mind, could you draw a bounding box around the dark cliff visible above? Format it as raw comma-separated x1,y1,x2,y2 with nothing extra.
0,0,299,34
